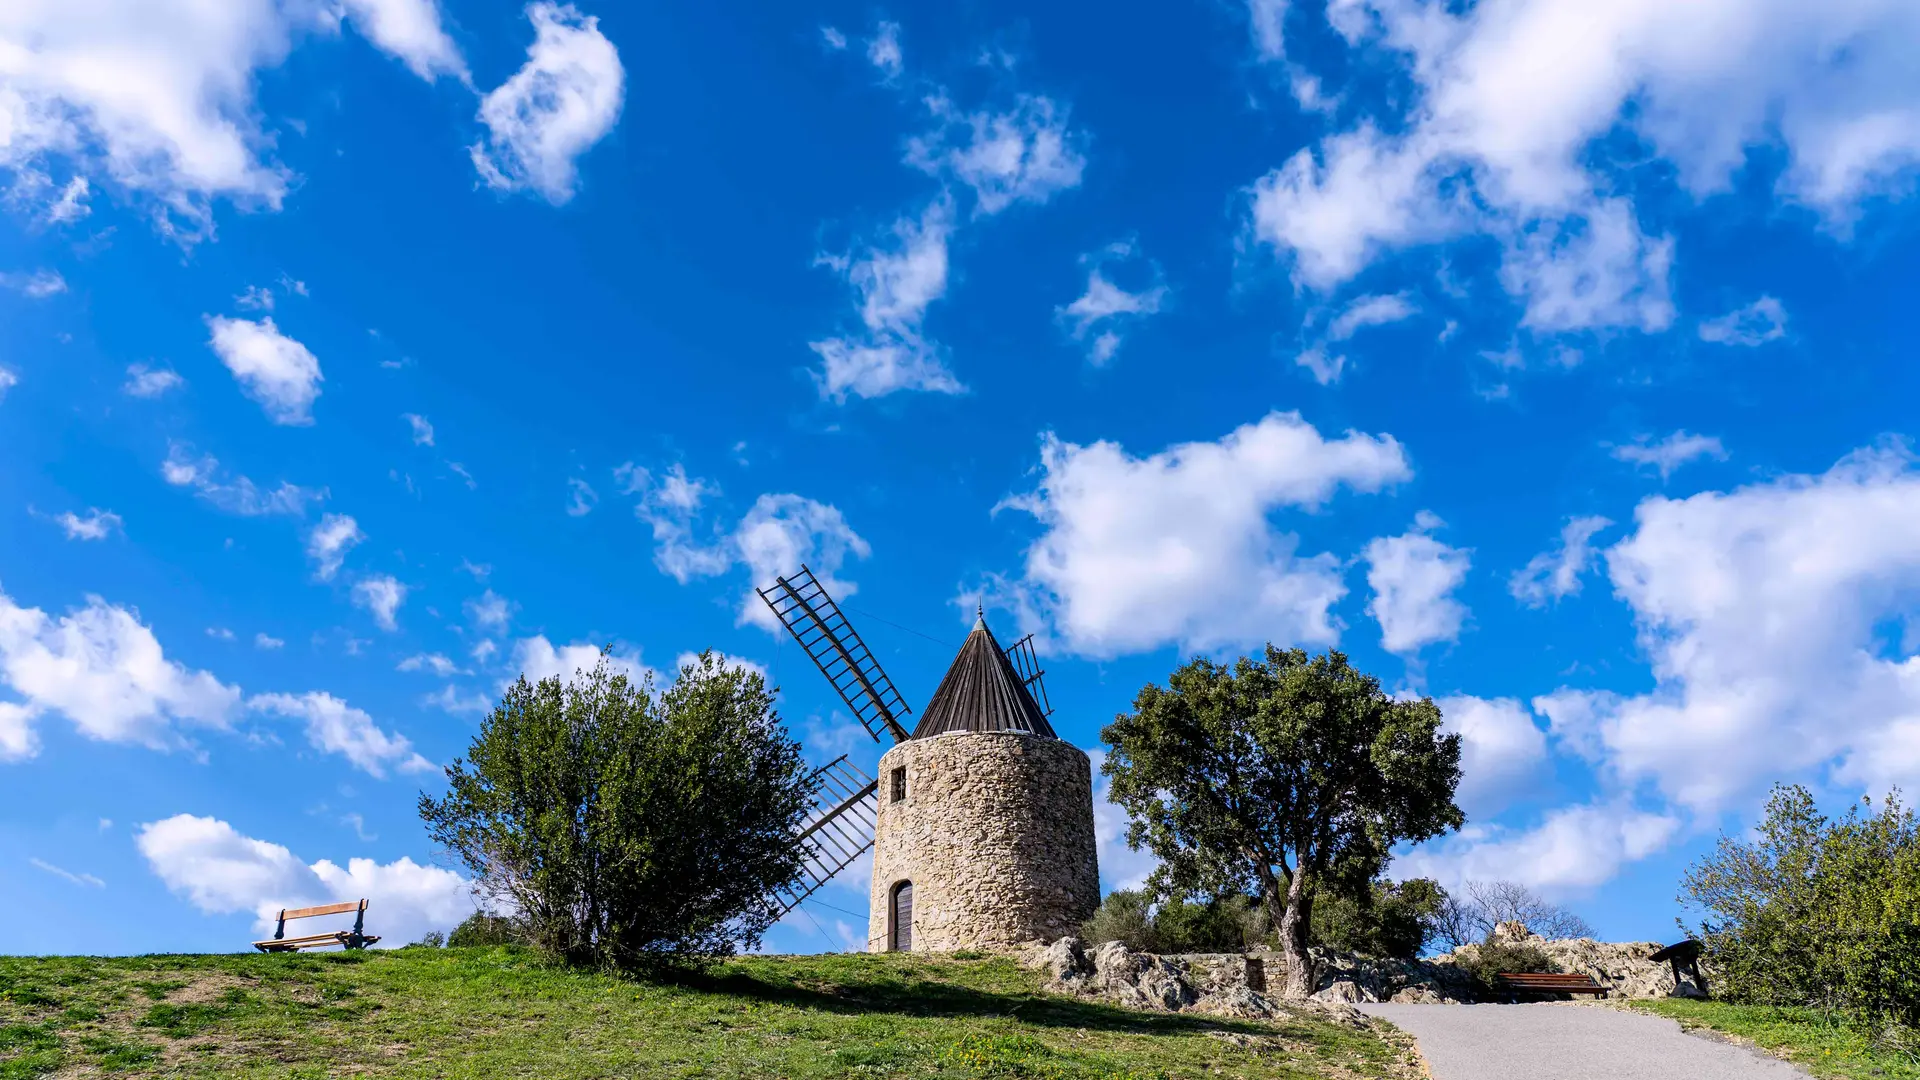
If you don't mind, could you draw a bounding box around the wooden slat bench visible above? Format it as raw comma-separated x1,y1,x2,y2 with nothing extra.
1496,972,1608,999
253,900,379,952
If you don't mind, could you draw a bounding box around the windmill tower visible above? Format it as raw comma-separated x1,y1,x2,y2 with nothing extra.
758,567,1099,953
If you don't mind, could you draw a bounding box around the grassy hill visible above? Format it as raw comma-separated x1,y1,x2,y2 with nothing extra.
0,947,1422,1079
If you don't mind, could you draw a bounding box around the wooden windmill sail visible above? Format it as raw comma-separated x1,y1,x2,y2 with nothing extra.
757,565,1052,923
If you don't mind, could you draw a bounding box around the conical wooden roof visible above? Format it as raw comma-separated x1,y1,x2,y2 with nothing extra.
911,616,1056,739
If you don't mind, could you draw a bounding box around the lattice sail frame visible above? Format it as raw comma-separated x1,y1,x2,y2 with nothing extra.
1005,632,1054,719
757,565,913,743
767,755,880,921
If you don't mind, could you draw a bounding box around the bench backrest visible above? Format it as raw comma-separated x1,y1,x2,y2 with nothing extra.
270,899,369,940
1499,973,1597,985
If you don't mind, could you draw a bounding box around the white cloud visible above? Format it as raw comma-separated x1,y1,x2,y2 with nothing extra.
508,635,651,687
206,315,323,425
470,2,625,205
565,477,597,516
464,589,512,633
820,26,847,51
1435,695,1548,819
0,269,67,298
0,366,19,401
402,413,434,446
618,462,730,582
1249,0,1920,327
0,702,37,761
907,94,1087,217
1056,242,1166,366
865,21,902,78
422,684,491,715
398,653,463,676
123,363,184,398
1293,347,1347,386
1398,802,1680,896
337,0,467,83
207,627,236,642
1510,515,1611,608
54,508,122,541
351,576,407,632
1700,295,1789,346
137,814,473,947
733,495,870,631
994,412,1410,657
306,513,364,581
1362,511,1471,657
1537,444,1920,814
254,633,284,650
235,284,274,311
0,584,240,755
1611,431,1728,480
31,857,104,888
1248,0,1289,61
163,444,321,517
811,200,963,401
1327,292,1416,341
0,0,473,239
248,691,431,778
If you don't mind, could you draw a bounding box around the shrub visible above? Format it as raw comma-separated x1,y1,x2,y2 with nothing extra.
1081,890,1269,953
419,652,816,971
409,930,447,949
446,913,519,948
1459,936,1556,993
1312,878,1448,960
1682,784,1920,1024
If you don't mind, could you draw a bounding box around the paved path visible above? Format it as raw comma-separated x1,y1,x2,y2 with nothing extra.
1356,1003,1810,1079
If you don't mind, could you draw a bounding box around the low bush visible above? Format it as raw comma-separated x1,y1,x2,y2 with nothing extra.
1080,890,1268,953
447,913,520,948
1459,937,1555,993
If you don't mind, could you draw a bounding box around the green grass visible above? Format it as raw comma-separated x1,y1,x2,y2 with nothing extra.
1632,1000,1920,1080
0,947,1422,1079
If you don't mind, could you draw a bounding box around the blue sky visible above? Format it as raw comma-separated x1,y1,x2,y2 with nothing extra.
6,0,1920,956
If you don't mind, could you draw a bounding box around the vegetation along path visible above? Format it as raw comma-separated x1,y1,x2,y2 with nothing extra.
1359,1002,1810,1079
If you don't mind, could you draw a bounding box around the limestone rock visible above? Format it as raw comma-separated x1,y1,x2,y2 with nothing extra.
1312,979,1366,1004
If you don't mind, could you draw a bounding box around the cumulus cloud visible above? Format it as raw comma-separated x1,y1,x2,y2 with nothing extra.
470,2,625,205
991,412,1410,657
123,363,184,398
0,584,240,756
865,21,902,78
1699,296,1789,346
1510,515,1611,608
0,367,16,401
508,635,651,687
1435,695,1548,819
306,514,364,581
254,633,284,650
53,508,122,541
906,94,1087,217
1537,445,1920,813
1327,292,1416,341
1397,802,1681,896
137,814,473,947
1363,511,1471,657
162,444,321,517
811,201,963,402
1056,242,1166,366
206,316,323,425
1611,431,1728,480
0,269,67,298
1247,0,1915,333
565,477,597,516
248,692,431,778
398,653,463,676
351,576,407,632
402,413,434,446
464,590,513,633
0,0,473,238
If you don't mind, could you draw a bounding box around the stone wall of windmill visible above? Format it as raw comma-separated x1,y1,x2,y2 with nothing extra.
868,733,1099,952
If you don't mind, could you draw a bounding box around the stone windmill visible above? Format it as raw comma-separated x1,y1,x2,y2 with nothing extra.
757,566,1099,953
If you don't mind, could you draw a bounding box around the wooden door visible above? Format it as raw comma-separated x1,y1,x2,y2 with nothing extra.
891,881,913,951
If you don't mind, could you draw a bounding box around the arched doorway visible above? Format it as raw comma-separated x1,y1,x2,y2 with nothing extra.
890,880,913,952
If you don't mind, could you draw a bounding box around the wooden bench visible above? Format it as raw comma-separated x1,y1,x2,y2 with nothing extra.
1496,972,1608,999
253,900,379,952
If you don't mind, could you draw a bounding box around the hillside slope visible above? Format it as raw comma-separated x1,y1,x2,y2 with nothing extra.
0,948,1423,1079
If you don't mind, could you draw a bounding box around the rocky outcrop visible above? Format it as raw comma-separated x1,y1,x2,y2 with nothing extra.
1027,925,1709,1016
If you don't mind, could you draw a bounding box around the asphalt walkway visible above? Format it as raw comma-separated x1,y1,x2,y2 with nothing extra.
1357,1003,1810,1079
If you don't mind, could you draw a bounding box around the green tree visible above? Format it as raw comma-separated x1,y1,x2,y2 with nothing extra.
1682,783,1920,1023
1102,647,1464,997
1312,877,1448,960
419,652,816,971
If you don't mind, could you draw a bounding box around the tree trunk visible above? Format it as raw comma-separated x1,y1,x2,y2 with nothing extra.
1279,870,1316,999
